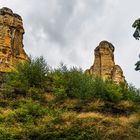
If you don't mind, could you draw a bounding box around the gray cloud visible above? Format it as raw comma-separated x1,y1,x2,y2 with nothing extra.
1,0,140,88
24,0,106,46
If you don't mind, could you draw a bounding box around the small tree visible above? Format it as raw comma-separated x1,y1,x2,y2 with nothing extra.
132,18,140,40
5,56,49,94
26,56,49,87
135,55,140,71
132,19,140,71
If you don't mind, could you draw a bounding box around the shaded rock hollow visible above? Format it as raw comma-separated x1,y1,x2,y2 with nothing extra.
86,41,126,84
0,7,28,72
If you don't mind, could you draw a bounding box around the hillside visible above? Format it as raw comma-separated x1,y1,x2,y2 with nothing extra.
0,57,140,140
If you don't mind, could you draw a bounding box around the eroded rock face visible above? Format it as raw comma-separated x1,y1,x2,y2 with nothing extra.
0,7,29,72
86,41,126,84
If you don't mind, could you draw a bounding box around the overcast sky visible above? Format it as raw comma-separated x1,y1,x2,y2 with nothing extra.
1,0,140,88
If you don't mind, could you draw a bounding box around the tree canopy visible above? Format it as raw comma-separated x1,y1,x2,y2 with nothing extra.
132,19,140,71
132,18,140,40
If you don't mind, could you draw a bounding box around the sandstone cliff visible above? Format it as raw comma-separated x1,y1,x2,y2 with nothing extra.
86,41,126,84
0,7,29,72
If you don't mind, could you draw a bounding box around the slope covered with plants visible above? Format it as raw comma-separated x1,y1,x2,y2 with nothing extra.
0,56,140,140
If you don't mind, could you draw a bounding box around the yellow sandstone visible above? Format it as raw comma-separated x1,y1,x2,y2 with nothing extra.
0,7,28,72
86,41,126,84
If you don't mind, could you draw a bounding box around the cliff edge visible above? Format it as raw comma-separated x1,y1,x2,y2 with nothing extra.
0,7,29,72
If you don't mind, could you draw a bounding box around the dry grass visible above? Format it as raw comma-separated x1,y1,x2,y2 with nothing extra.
77,111,139,126
88,99,105,109
119,113,139,126
77,112,104,119
117,100,134,109
76,111,140,140
61,111,76,121
45,93,56,101
59,99,79,109
1,108,14,117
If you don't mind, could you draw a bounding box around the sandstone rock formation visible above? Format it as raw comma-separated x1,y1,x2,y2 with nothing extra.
86,41,126,84
0,7,29,72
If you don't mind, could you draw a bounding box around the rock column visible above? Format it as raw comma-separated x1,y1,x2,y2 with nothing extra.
86,41,126,84
0,7,28,72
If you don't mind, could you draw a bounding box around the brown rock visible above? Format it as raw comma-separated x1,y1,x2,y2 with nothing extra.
0,7,29,72
86,41,126,84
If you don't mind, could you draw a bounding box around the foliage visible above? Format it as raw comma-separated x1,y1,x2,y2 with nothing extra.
26,56,49,87
1,59,140,139
46,64,140,103
46,65,96,100
101,80,123,102
125,84,140,101
135,57,140,71
132,18,140,40
28,87,44,100
3,60,140,103
3,56,49,95
132,19,140,71
16,100,46,123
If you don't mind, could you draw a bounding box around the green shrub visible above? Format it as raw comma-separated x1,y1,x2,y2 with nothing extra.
4,111,16,124
49,66,68,99
47,64,140,103
47,65,95,100
16,100,46,123
89,78,123,103
92,77,106,99
3,59,140,104
104,80,123,102
28,87,44,100
123,84,140,102
66,68,95,100
4,56,49,95
4,72,29,96
26,56,49,88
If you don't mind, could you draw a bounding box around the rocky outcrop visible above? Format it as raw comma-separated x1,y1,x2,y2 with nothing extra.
0,7,29,72
86,41,126,84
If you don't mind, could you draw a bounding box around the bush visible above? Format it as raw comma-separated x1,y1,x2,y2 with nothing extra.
123,84,140,102
4,72,29,96
16,100,46,123
3,56,49,95
46,64,140,103
47,65,95,100
47,64,68,100
65,68,95,100
28,87,44,100
3,59,140,104
26,56,49,88
104,80,123,102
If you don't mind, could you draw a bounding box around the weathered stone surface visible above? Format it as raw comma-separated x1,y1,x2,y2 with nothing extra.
86,41,126,84
0,7,29,72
